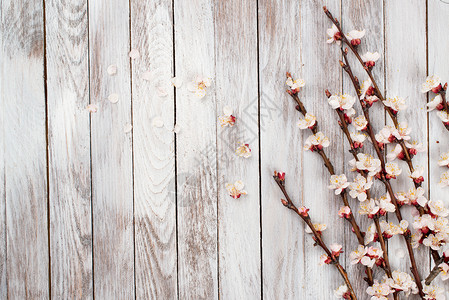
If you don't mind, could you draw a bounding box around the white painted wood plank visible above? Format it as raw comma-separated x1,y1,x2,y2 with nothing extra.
1,0,49,297
385,0,430,292
341,1,385,297
214,1,260,299
45,0,93,298
428,0,449,296
174,0,218,299
130,0,177,298
88,0,134,298
300,2,345,299
0,1,6,296
258,0,304,297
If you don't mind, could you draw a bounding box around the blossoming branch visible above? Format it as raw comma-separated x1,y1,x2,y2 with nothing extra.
272,172,356,300
272,6,449,300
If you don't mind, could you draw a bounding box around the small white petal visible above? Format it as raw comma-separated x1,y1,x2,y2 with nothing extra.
108,93,119,103
157,87,168,97
129,49,140,59
171,77,183,88
173,124,180,133
223,105,233,116
123,123,132,133
152,117,164,128
107,65,117,75
141,71,151,81
86,104,98,112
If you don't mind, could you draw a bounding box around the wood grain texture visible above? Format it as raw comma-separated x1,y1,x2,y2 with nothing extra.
0,2,6,297
215,1,261,299
1,0,49,298
174,0,218,299
385,0,430,290
341,1,385,297
88,0,134,298
428,0,449,296
45,0,93,298
259,0,305,298
130,0,177,298
300,2,344,299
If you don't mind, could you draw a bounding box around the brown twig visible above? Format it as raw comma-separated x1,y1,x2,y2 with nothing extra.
273,174,357,300
288,90,374,285
437,87,449,131
425,258,444,285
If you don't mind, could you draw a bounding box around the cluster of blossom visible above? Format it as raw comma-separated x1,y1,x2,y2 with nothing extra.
364,220,408,245
288,74,333,152
421,75,448,124
358,195,396,218
323,16,449,299
349,245,384,268
219,104,251,198
335,270,447,300
319,244,343,266
411,200,449,251
439,151,449,188
328,93,356,122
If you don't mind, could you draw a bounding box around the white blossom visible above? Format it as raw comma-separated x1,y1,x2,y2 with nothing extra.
422,282,446,300
334,284,349,299
327,24,341,45
219,106,236,127
349,174,373,201
353,115,368,131
423,233,446,250
378,195,396,215
392,122,411,141
421,75,442,93
235,143,252,158
439,152,449,167
406,187,428,207
297,113,316,129
225,180,247,199
439,170,449,187
437,111,449,123
387,144,403,161
366,281,392,300
305,223,327,234
187,76,212,99
427,94,443,111
286,76,305,93
328,174,350,195
304,132,330,151
328,94,355,110
361,51,381,68
405,140,425,154
383,271,418,296
349,245,367,265
440,263,449,281
385,162,402,179
346,29,365,44
355,153,382,177
429,200,449,217
383,96,407,113
359,199,380,218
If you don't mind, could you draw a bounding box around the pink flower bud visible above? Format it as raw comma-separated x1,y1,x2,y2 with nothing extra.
432,84,442,93
298,206,309,217
351,39,361,46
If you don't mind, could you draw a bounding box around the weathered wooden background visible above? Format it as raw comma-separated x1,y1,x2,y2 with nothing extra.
1,0,448,299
